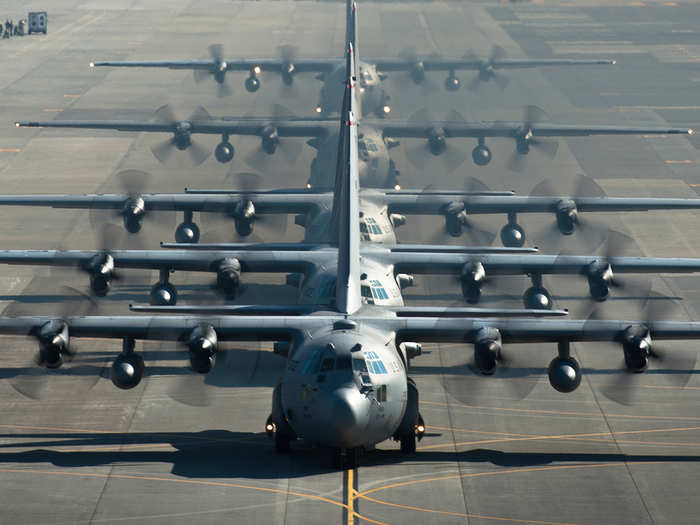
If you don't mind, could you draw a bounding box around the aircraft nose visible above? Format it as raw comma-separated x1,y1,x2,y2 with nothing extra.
324,387,370,447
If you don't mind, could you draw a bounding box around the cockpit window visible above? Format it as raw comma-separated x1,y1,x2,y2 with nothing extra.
353,357,368,373
320,358,335,372
302,350,323,374
363,350,388,374
336,357,352,370
365,217,382,235
370,280,389,300
361,285,374,303
358,141,369,160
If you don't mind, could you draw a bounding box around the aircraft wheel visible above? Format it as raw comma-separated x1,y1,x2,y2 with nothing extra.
274,429,292,453
400,432,416,454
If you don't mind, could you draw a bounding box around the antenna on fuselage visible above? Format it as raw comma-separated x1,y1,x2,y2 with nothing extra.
334,43,362,315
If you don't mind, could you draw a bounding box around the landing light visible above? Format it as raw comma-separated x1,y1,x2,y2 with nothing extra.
383,105,391,114
89,61,95,68
689,129,695,135
265,423,274,432
416,424,425,434
393,184,401,190
306,183,312,189
15,122,20,127
253,65,262,74
315,106,323,114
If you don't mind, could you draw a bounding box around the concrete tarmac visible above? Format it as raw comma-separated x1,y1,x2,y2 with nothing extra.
0,1,699,524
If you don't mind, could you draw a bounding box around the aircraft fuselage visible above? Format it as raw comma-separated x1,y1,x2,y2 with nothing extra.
279,322,408,449
308,125,400,189
319,61,389,118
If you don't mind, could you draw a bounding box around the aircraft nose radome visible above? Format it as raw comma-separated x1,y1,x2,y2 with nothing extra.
326,388,370,447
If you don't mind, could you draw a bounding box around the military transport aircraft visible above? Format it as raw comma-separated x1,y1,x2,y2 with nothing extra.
3,46,700,467
16,104,693,176
87,0,615,118
3,168,700,250
5,74,700,313
18,0,685,177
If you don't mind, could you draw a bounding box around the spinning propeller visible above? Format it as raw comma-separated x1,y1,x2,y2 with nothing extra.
193,44,232,97
244,104,304,172
404,108,469,174
587,292,697,405
507,106,559,172
150,104,212,165
200,171,288,244
529,174,610,253
465,45,510,91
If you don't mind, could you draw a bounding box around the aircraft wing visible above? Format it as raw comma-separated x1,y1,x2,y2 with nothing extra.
16,119,331,138
129,304,567,317
0,249,331,274
381,191,700,215
1,314,700,347
91,58,340,74
381,317,700,345
378,121,694,139
0,192,324,215
162,243,538,254
386,253,700,276
372,57,615,72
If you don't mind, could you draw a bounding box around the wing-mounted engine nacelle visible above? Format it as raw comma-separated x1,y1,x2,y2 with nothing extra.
213,61,228,84
443,201,468,237
474,327,502,375
555,199,578,235
621,325,651,372
586,260,613,302
515,129,532,155
460,260,486,304
261,125,280,154
396,273,414,290
390,214,406,228
445,70,460,91
85,252,115,296
216,257,242,298
188,323,219,373
122,196,146,233
37,319,70,369
173,122,193,150
478,64,495,82
410,61,426,84
111,337,145,389
233,199,255,236
281,62,295,85
427,127,447,156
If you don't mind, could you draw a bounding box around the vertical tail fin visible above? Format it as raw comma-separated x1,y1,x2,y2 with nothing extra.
345,0,358,67
334,43,362,315
345,0,361,118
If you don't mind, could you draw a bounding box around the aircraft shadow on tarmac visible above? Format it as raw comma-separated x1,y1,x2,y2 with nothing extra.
0,431,698,478
0,347,284,391
362,448,700,468
0,430,339,478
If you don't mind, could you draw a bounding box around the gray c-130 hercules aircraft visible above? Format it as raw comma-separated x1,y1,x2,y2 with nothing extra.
86,0,615,118
7,171,700,248
16,105,693,176
3,46,700,466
